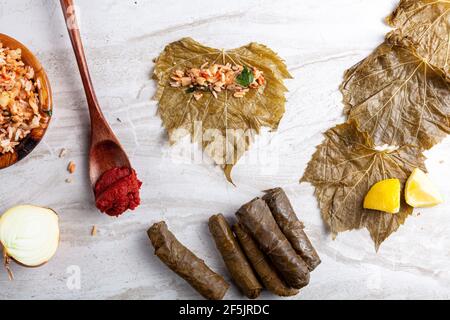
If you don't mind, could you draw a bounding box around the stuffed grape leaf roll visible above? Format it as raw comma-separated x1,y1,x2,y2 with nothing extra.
233,223,299,296
263,188,321,271
209,214,262,299
236,198,310,289
148,221,229,300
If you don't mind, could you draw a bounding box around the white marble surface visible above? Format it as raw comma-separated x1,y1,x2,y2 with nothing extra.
0,0,449,300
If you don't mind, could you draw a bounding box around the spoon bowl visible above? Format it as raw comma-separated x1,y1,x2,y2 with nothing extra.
89,140,131,186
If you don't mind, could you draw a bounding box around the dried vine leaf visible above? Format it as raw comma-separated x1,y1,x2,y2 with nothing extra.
301,121,426,249
341,41,450,150
386,0,450,76
153,38,291,183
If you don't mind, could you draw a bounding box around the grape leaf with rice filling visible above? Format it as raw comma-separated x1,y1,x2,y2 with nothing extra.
340,40,450,150
153,38,291,184
385,0,450,76
301,121,426,250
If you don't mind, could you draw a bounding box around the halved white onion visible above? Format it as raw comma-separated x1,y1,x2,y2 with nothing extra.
0,205,59,267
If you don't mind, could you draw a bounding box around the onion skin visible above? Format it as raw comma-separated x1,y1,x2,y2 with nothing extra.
0,205,60,268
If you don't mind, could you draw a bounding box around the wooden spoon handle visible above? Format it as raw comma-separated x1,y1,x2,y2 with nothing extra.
60,0,114,142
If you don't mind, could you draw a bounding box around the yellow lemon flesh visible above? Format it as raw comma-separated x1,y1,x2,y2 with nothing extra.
405,168,443,208
363,179,401,214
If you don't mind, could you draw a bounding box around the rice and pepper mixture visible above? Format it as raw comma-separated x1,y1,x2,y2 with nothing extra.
170,62,265,100
0,41,41,154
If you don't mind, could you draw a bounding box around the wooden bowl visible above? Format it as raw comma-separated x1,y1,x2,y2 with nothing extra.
0,33,53,169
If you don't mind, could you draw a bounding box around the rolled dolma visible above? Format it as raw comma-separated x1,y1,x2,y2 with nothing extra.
208,214,263,299
148,221,229,300
236,198,310,289
263,188,321,271
233,223,299,297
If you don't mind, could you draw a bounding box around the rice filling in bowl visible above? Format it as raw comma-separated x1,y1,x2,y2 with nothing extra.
0,41,41,154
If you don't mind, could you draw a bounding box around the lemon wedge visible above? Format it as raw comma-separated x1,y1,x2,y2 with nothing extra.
405,168,443,208
363,179,401,214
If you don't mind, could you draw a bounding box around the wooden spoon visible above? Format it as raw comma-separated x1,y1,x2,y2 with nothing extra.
60,0,131,187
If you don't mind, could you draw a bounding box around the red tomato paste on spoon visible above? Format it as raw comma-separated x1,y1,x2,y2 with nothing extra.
94,167,142,216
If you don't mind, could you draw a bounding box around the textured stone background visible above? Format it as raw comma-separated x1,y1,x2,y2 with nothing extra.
0,0,448,299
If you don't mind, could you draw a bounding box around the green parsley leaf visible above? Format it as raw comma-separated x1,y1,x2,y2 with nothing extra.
236,66,254,87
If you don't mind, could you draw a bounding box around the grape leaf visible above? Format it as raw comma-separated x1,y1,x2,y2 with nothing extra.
153,38,291,183
301,121,426,249
386,0,450,76
341,40,450,150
